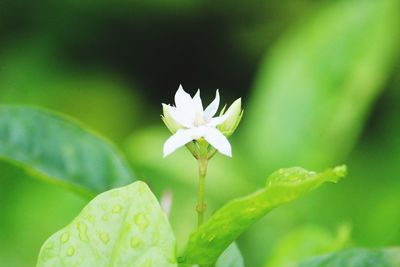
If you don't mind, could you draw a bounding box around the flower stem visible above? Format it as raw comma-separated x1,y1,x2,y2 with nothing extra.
196,158,208,227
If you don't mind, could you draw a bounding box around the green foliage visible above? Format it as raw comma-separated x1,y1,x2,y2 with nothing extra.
243,0,400,173
0,106,134,197
179,166,347,265
0,45,141,142
37,181,177,267
294,248,400,267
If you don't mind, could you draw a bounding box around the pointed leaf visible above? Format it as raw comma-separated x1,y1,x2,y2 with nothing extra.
179,166,346,265
37,181,177,267
0,105,134,197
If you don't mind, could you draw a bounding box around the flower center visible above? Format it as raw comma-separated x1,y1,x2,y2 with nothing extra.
194,112,206,126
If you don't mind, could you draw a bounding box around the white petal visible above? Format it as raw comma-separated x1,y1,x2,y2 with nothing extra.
168,105,194,128
174,84,196,123
204,89,220,120
174,84,193,109
192,89,204,114
163,128,204,157
207,113,229,127
203,127,232,157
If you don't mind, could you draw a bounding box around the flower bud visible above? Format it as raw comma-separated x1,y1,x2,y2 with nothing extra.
218,98,243,137
161,104,182,134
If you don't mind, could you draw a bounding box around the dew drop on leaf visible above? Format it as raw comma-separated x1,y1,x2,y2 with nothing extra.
130,237,142,249
45,242,54,249
60,232,69,244
112,204,122,214
134,213,149,231
77,221,89,242
66,246,75,256
99,232,110,244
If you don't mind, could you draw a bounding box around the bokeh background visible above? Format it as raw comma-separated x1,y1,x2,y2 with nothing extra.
0,0,399,266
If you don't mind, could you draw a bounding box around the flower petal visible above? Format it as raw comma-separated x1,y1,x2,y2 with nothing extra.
163,128,204,157
174,84,196,123
174,84,193,109
204,89,220,120
167,105,194,128
203,127,232,157
192,89,204,114
207,112,229,127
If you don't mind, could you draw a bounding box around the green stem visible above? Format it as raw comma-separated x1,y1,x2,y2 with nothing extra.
196,158,208,227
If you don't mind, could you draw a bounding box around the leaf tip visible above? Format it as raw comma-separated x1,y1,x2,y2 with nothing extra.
330,165,347,183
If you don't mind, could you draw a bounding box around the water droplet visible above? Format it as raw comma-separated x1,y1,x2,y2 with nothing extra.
99,232,110,244
77,221,89,242
66,246,75,256
60,232,69,243
87,214,96,223
134,213,149,231
45,242,54,249
130,237,142,249
137,182,147,193
246,207,256,213
112,204,122,214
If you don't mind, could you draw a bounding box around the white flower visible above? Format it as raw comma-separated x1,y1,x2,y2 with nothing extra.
162,85,238,158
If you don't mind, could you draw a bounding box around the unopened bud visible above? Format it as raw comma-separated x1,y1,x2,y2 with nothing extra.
218,98,243,137
161,103,182,134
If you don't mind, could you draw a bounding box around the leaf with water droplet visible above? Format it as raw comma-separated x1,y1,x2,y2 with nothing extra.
179,166,347,265
37,181,177,267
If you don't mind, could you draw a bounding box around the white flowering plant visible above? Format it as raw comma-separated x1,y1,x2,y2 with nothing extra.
0,84,349,267
2,0,400,265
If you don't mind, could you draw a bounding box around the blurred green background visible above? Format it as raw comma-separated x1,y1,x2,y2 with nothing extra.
0,0,399,266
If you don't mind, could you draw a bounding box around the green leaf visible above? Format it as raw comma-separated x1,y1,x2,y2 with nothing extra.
179,166,347,265
216,243,245,267
242,0,400,174
0,105,134,197
37,181,177,267
294,247,400,267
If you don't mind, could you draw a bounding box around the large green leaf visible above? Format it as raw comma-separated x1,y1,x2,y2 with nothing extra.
294,247,400,267
242,0,400,175
179,166,346,265
0,105,134,197
37,181,177,267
